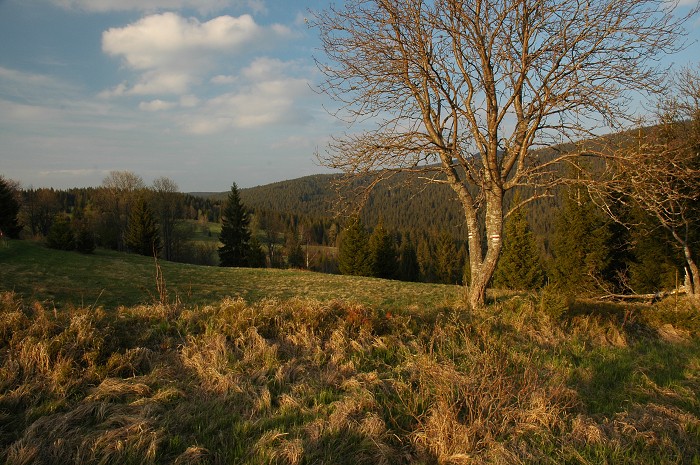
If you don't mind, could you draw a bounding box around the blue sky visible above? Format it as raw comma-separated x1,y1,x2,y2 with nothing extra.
0,0,338,192
1,0,698,192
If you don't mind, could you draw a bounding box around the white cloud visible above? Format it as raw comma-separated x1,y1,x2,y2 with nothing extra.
179,94,200,107
101,12,292,96
211,74,237,84
48,0,267,15
181,59,313,133
102,13,262,69
139,99,177,111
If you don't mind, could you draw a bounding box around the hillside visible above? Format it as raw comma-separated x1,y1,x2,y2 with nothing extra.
232,170,560,242
2,237,699,464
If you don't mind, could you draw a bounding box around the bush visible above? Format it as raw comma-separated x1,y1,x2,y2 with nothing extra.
74,226,96,254
46,215,75,251
538,283,570,320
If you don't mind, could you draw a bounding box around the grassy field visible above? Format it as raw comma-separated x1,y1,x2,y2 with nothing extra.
0,239,460,311
1,238,700,464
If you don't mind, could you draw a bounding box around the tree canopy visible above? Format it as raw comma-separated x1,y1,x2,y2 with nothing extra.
0,176,21,239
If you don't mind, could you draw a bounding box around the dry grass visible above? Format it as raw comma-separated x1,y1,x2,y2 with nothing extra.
1,291,699,464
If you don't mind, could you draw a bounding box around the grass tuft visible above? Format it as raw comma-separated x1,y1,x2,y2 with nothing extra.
1,280,699,463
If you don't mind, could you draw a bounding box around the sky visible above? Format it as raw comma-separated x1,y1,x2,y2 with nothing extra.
0,0,340,192
0,0,699,193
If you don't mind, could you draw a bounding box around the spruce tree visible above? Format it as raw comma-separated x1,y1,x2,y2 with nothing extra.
493,203,545,290
628,208,681,293
125,195,161,256
74,225,96,254
550,187,613,295
218,183,252,267
434,231,461,284
337,217,371,276
0,176,22,239
247,236,267,268
368,222,397,278
286,232,305,268
397,235,420,282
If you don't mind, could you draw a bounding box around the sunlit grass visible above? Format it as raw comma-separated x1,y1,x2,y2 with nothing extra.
1,291,699,464
1,238,699,463
0,239,460,310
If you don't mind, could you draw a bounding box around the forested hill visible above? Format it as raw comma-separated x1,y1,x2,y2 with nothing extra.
196,171,560,241
198,173,470,237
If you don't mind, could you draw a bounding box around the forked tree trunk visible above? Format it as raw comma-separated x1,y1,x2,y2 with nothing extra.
465,191,504,308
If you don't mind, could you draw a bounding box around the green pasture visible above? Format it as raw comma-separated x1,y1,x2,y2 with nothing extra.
0,239,459,311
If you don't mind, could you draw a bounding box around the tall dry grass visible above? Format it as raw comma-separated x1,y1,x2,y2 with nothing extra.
1,291,699,464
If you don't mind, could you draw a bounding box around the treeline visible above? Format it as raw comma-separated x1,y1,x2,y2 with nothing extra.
0,160,693,295
326,183,687,295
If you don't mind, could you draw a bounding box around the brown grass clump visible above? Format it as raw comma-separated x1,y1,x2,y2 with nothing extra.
2,291,699,464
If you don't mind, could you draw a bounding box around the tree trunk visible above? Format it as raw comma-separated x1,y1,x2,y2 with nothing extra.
682,246,699,297
467,191,503,308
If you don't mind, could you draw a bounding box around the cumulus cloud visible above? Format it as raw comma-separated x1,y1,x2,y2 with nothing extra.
181,58,313,133
101,12,292,96
48,0,266,15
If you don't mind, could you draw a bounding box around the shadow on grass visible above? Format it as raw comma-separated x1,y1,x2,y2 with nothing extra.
565,301,700,418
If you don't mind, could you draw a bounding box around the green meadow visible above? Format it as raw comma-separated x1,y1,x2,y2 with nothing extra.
0,239,460,311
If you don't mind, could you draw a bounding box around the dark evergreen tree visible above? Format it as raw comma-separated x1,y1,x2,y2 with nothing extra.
219,183,252,267
247,236,267,268
338,217,371,276
0,176,22,239
493,203,546,290
550,187,613,295
368,222,397,278
417,236,436,282
125,196,161,256
434,231,462,284
74,225,96,254
397,235,420,282
46,215,74,250
628,208,681,293
286,232,305,268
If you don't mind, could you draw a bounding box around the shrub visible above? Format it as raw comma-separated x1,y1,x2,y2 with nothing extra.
46,215,74,250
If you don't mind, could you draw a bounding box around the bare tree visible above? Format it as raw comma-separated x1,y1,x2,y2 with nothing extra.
602,67,700,298
152,176,181,261
314,0,696,307
99,171,146,251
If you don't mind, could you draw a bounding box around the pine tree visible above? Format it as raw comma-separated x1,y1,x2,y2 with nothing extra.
125,195,161,256
434,231,461,284
493,203,545,290
397,235,420,282
0,176,22,239
550,187,613,295
628,208,681,293
247,236,267,268
286,231,305,268
417,236,435,282
218,183,252,267
74,225,96,254
338,217,371,276
368,222,397,278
